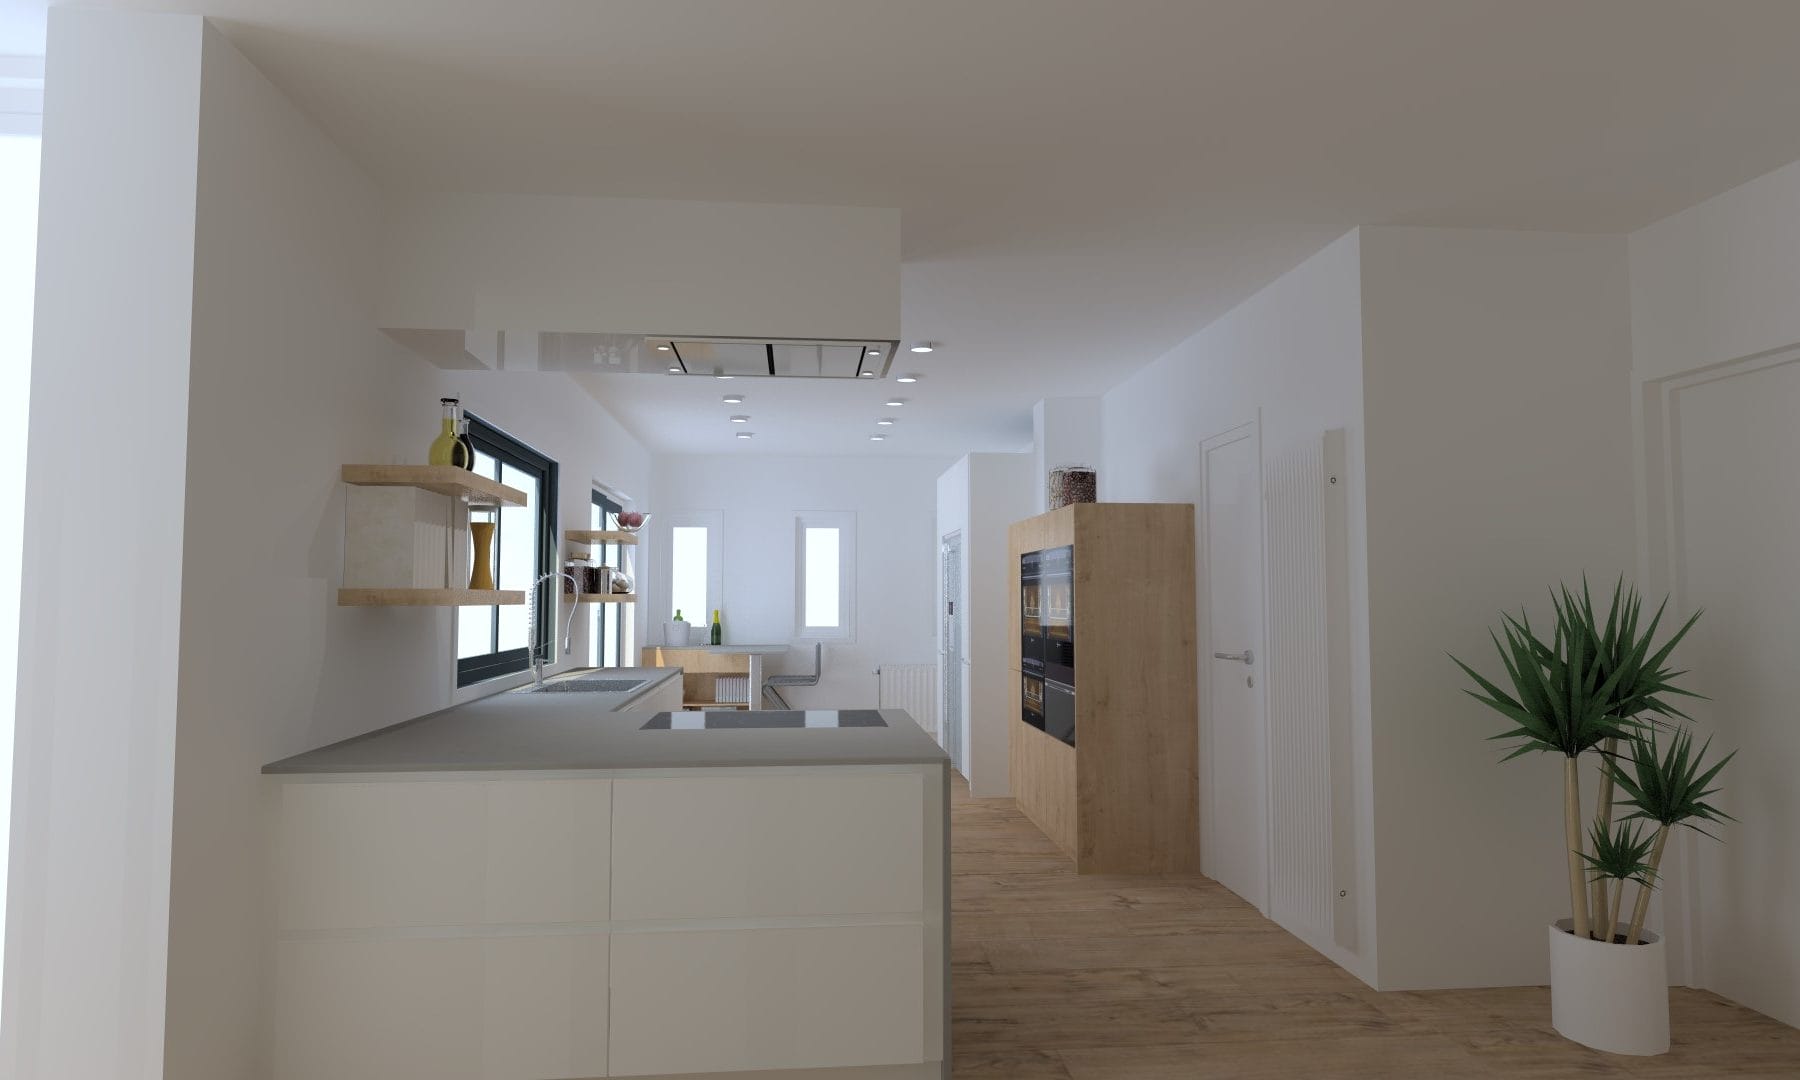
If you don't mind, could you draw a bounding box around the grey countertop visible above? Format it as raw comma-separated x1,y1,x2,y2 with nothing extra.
262,666,948,775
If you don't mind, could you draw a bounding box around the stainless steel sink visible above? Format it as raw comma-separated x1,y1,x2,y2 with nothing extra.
529,677,648,694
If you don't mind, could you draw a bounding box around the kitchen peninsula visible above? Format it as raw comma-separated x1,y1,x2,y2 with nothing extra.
262,670,949,1080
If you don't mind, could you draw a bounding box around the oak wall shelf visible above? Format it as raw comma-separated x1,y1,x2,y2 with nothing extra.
576,593,638,604
337,588,526,607
342,465,526,507
565,529,640,546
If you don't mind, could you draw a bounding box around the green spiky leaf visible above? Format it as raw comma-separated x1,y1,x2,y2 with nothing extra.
1579,819,1658,886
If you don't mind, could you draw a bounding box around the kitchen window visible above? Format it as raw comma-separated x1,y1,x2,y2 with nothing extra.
662,510,722,631
456,414,558,686
589,489,635,668
796,511,855,641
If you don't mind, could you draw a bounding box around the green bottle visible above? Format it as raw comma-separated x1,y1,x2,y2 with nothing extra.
710,609,723,645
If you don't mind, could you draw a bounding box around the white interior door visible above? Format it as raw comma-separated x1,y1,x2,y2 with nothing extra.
1665,353,1800,1028
940,532,964,772
1201,423,1269,912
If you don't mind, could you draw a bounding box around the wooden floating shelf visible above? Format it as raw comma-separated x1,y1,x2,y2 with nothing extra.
342,465,527,507
338,588,527,607
572,593,637,604
565,529,640,546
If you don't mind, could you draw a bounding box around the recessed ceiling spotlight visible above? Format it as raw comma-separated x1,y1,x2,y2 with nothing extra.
896,374,919,383
869,434,886,441
729,415,750,423
884,399,905,407
909,342,935,353
715,374,734,380
859,371,878,378
876,418,896,426
735,432,754,440
667,365,682,373
721,394,745,404
867,348,882,356
656,344,671,351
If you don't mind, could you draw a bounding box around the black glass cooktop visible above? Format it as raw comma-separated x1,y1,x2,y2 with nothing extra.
640,710,889,730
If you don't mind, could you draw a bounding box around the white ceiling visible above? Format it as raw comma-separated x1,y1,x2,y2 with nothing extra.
34,0,1800,455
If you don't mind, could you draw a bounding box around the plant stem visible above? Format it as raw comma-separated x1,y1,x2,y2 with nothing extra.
1627,824,1671,946
1606,877,1625,943
1591,737,1618,941
1564,757,1591,940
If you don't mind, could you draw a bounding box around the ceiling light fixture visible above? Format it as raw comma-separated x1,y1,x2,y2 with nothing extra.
869,435,886,441
736,432,754,440
715,374,734,380
859,371,877,378
909,342,935,353
729,415,750,423
656,344,671,352
896,374,919,383
721,394,745,404
885,399,905,407
876,418,895,426
867,348,882,356
667,366,682,373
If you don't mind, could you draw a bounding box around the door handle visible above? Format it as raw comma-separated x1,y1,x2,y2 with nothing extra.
1212,649,1254,665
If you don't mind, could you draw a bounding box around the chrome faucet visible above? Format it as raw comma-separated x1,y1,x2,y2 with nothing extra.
527,570,584,689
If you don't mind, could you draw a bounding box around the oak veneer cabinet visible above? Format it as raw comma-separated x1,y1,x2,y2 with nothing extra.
1008,502,1199,874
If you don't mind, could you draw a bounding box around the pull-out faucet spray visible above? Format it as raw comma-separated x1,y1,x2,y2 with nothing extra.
527,571,583,688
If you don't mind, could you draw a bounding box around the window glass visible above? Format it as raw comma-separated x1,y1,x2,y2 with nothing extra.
803,527,841,628
456,417,557,686
670,526,709,621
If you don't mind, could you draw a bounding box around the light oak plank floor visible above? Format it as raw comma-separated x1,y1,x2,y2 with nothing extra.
949,781,1800,1078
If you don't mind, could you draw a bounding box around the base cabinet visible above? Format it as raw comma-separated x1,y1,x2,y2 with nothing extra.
610,925,926,1076
269,766,946,1079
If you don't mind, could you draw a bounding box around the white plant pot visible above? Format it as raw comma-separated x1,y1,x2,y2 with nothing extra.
1548,919,1668,1056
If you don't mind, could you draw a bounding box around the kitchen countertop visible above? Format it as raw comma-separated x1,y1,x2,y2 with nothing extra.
262,666,947,775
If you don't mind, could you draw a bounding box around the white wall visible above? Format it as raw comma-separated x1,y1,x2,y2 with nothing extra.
1,12,202,1078
4,18,653,1079
936,452,1033,795
1628,159,1800,1027
1101,230,1377,986
1030,397,1102,515
650,455,951,709
1359,226,1635,991
381,192,900,342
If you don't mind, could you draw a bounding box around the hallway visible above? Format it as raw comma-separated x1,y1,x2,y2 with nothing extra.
948,783,1800,1078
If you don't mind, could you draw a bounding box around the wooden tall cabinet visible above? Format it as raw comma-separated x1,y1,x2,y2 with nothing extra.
1008,503,1199,874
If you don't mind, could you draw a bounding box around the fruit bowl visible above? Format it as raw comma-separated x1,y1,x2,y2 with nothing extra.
615,511,650,533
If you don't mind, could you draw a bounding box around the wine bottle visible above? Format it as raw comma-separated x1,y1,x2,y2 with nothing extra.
429,398,465,466
710,608,723,645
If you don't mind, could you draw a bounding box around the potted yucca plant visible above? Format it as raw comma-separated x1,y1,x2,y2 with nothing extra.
1453,579,1731,1056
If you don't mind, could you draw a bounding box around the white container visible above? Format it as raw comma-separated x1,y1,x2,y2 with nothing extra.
663,620,689,646
1548,919,1668,1056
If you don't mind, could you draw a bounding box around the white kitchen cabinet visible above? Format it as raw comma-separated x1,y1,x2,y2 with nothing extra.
608,924,925,1076
611,772,925,920
277,778,611,931
273,933,609,1080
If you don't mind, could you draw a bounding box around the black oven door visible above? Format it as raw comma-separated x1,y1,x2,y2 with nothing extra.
1044,678,1075,747
1022,672,1046,732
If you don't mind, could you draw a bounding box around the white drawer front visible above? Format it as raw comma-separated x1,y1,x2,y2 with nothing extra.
273,934,609,1080
278,778,611,930
611,772,925,920
608,924,926,1076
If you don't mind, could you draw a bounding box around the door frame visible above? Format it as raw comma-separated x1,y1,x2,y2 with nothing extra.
1638,343,1800,989
1197,415,1272,911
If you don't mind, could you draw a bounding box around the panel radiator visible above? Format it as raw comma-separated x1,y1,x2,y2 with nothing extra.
1263,428,1356,954
876,664,939,737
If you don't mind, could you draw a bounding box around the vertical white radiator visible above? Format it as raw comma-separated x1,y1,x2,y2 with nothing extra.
876,664,940,737
1263,429,1356,953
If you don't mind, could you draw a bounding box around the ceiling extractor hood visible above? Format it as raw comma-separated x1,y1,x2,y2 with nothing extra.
656,336,897,379
524,333,898,379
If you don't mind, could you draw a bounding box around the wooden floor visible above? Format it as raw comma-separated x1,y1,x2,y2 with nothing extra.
949,781,1800,1078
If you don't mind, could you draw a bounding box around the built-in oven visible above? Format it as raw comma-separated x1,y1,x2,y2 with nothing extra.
1021,544,1076,747
1039,545,1075,686
1020,550,1045,673
1021,672,1045,734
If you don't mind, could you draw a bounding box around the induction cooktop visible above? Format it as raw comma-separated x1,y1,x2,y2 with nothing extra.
640,710,888,730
